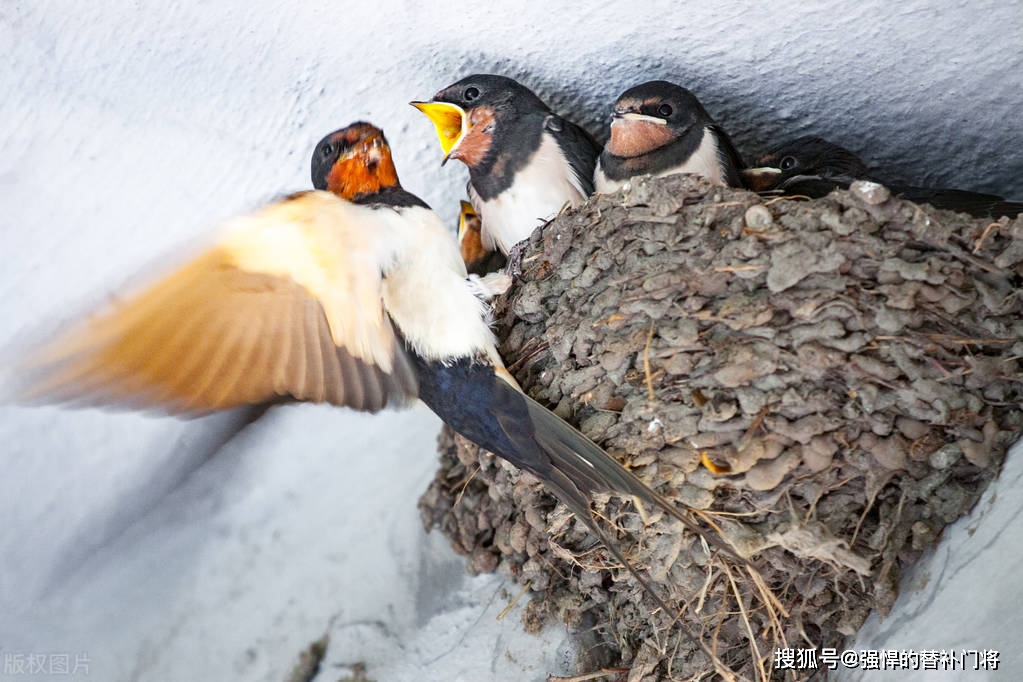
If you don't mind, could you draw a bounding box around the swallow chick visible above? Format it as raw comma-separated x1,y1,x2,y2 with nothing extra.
11,121,734,618
594,80,745,194
458,200,507,276
412,74,602,258
741,135,872,197
743,135,1022,219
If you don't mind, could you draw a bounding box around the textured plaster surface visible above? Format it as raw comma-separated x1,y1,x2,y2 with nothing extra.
1,2,1020,680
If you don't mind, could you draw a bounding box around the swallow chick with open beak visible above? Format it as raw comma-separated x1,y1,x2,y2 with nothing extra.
10,121,734,618
594,80,745,194
458,200,506,276
743,135,1022,219
412,74,602,259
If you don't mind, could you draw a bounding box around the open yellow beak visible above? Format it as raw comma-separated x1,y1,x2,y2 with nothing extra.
740,166,783,192
410,101,468,162
457,200,477,241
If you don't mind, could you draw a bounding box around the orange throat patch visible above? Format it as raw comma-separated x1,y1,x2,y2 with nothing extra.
606,118,676,158
450,107,495,167
326,150,400,199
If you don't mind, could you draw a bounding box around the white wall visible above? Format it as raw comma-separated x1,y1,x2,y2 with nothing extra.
1,2,1020,680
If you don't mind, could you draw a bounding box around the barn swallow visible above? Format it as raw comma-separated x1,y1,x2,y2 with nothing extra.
741,136,870,196
411,74,602,257
457,200,506,276
12,122,732,615
594,80,745,194
744,135,1023,218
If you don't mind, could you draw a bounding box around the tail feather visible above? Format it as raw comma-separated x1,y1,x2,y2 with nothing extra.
541,464,716,660
522,393,738,560
522,395,752,662
991,200,1023,219
412,354,740,645
896,185,1023,218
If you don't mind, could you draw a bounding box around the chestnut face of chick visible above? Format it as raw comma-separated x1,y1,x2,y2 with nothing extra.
605,81,711,158
311,122,400,200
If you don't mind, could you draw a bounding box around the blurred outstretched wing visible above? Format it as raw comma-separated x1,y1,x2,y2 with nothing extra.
16,190,417,413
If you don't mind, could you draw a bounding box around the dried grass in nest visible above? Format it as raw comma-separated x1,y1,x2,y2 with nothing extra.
418,174,1023,681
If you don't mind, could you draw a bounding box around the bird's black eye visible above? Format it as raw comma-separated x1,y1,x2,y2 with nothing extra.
321,144,333,157
657,103,673,118
464,86,480,102
779,156,797,171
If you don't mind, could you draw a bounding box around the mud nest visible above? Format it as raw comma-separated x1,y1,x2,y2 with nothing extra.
418,174,1023,681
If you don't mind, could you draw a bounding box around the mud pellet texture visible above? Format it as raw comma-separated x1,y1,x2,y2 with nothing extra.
419,174,1023,681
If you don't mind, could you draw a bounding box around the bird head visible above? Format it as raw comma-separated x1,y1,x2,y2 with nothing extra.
411,74,548,168
311,122,400,199
605,80,712,158
742,136,869,192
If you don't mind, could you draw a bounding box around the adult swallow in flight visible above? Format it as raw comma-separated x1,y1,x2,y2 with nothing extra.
411,74,602,258
594,80,745,194
743,135,1022,219
12,122,733,615
458,200,506,276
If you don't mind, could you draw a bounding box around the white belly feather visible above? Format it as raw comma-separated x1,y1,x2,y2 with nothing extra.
472,133,588,255
380,206,496,361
